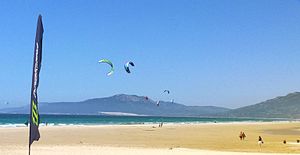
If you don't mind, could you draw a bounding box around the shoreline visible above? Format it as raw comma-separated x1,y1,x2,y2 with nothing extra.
0,120,299,128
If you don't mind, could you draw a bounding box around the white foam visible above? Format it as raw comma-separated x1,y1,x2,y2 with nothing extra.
0,123,27,128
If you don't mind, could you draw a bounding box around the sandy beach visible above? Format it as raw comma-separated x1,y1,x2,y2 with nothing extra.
1,122,300,155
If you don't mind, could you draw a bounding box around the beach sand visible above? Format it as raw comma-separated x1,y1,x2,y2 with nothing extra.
1,122,300,154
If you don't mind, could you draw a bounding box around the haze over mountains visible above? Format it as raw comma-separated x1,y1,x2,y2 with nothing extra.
1,92,300,118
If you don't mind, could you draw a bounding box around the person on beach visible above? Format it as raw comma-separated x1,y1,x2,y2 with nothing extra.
242,132,246,140
258,136,264,147
239,131,243,140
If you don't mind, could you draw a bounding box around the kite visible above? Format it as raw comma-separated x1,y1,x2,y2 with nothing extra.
98,59,114,76
124,61,135,73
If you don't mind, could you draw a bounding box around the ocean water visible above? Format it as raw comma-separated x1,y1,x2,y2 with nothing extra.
0,114,286,127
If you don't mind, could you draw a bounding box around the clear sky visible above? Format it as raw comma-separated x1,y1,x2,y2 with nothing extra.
0,0,300,109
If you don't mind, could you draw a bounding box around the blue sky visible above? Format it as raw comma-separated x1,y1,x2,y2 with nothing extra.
0,0,300,109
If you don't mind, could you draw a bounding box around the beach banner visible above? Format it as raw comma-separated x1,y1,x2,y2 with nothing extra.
29,15,44,149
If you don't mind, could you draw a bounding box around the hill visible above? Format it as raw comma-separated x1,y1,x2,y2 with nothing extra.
226,92,300,118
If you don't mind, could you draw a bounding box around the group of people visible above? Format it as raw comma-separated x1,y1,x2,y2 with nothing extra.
283,139,300,144
158,122,163,128
239,131,246,140
238,132,300,147
239,131,264,147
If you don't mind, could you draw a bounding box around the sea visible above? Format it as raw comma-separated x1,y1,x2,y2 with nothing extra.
0,114,289,127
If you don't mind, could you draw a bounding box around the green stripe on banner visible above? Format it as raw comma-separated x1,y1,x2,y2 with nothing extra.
32,100,39,126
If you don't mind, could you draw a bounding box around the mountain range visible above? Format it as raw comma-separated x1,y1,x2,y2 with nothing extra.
1,92,300,118
0,94,229,117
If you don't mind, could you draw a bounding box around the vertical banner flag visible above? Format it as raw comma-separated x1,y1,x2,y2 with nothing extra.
29,14,44,149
